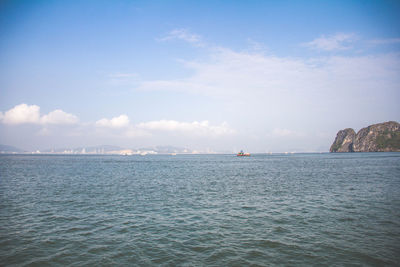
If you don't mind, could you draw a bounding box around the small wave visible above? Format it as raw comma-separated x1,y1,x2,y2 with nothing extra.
337,217,355,222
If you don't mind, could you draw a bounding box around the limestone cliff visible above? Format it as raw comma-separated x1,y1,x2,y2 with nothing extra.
330,121,400,152
330,128,356,152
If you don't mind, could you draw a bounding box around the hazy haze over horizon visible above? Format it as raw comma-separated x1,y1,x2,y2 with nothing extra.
0,0,399,152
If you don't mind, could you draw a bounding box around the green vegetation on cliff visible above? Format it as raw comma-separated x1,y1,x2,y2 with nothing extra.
376,131,400,150
330,121,400,152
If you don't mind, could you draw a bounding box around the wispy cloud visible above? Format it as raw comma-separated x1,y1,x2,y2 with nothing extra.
368,38,400,45
246,38,269,53
158,29,205,47
137,120,235,137
303,33,358,51
138,47,399,98
136,43,400,138
0,104,78,125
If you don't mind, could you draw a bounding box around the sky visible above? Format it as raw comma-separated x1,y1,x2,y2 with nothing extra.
0,0,399,152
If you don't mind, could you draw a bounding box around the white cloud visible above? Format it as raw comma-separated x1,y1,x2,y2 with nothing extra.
303,33,357,51
0,104,41,124
159,29,204,47
136,120,235,136
368,38,400,45
247,38,269,53
0,104,79,125
40,109,78,125
96,114,130,128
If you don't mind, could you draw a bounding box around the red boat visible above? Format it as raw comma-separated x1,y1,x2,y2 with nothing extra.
237,150,250,156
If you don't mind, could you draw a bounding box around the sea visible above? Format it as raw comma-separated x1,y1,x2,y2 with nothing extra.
0,153,399,266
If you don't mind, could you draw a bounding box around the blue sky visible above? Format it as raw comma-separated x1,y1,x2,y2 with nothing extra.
0,0,399,152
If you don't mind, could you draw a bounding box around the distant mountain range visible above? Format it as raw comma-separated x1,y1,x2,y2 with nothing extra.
0,144,25,153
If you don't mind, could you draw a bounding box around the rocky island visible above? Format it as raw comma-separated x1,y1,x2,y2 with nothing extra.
330,121,400,152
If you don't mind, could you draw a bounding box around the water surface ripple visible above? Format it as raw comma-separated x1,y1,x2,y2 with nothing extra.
1,153,399,266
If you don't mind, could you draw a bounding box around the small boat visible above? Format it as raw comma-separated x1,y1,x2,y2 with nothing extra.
237,150,250,156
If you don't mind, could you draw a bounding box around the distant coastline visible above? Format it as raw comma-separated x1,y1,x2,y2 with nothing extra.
0,144,329,155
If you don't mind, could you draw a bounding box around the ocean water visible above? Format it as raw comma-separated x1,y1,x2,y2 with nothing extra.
0,153,399,266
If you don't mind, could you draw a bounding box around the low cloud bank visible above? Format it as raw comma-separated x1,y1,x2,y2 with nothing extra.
1,105,235,141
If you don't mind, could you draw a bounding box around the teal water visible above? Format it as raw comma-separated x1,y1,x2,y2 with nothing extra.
0,153,400,266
